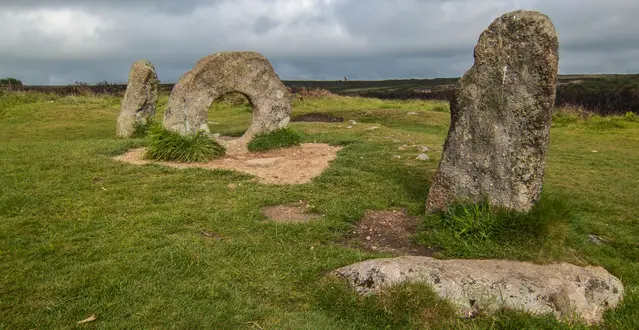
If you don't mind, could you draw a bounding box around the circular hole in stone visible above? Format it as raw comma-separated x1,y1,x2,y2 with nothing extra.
207,91,253,141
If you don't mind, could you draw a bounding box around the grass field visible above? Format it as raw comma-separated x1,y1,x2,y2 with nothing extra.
1,91,638,329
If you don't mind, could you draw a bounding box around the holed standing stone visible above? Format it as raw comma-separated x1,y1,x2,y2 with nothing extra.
163,51,291,154
426,10,559,212
116,60,159,138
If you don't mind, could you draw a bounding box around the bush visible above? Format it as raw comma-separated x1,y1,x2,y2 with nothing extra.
0,78,23,86
145,127,225,162
247,128,302,152
625,111,636,122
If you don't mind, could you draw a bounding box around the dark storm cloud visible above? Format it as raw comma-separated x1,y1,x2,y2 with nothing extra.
1,0,638,84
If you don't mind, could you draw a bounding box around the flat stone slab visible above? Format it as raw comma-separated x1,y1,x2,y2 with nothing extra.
333,256,623,324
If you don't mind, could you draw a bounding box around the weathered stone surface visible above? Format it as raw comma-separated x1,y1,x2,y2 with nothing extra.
333,256,623,324
116,60,158,138
163,51,291,154
426,11,559,212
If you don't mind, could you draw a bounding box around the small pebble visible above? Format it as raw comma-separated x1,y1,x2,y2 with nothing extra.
416,153,430,161
588,234,604,245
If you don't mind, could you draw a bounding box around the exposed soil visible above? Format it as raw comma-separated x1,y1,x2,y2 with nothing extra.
261,202,322,223
345,209,435,256
112,143,342,185
291,112,344,123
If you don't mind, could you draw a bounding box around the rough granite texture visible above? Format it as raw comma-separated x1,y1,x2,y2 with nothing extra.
334,256,624,324
426,10,559,212
116,60,158,138
163,51,291,154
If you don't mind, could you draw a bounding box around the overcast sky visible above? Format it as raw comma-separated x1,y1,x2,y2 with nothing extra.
1,0,638,85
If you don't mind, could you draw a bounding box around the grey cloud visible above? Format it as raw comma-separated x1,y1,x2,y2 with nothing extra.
0,0,638,84
0,0,219,14
252,16,280,35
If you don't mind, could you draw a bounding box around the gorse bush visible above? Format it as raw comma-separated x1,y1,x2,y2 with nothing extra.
247,128,301,152
145,126,225,162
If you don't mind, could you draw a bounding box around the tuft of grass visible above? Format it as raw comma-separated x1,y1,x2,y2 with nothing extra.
417,194,571,260
145,126,225,162
131,121,155,138
247,127,302,152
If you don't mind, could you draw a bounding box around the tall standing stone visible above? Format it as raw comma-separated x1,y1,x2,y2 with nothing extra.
426,10,559,212
116,60,159,138
163,51,291,154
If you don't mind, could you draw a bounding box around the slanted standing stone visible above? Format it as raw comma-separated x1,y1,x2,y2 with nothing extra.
163,51,291,154
116,60,159,138
426,10,559,212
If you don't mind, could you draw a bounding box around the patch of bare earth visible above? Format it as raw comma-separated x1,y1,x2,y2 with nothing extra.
261,202,322,224
112,143,342,185
291,112,344,123
345,209,435,256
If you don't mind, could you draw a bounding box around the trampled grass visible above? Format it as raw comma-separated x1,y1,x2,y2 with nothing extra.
0,92,637,329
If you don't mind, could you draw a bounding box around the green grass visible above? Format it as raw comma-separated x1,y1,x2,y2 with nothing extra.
145,126,226,162
1,91,638,329
247,128,302,152
418,195,572,260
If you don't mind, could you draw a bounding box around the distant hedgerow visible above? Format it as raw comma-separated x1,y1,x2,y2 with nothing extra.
247,128,301,152
145,127,225,162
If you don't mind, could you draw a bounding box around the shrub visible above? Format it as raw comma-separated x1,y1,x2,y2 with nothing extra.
72,81,93,95
145,127,225,162
0,78,23,86
95,80,123,95
625,111,636,122
247,128,301,152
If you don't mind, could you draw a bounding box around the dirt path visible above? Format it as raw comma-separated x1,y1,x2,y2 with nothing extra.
112,143,342,185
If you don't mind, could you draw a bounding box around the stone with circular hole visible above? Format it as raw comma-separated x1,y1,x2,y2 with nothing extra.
163,51,292,154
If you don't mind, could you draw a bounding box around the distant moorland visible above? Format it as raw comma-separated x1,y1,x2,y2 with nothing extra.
3,74,639,115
